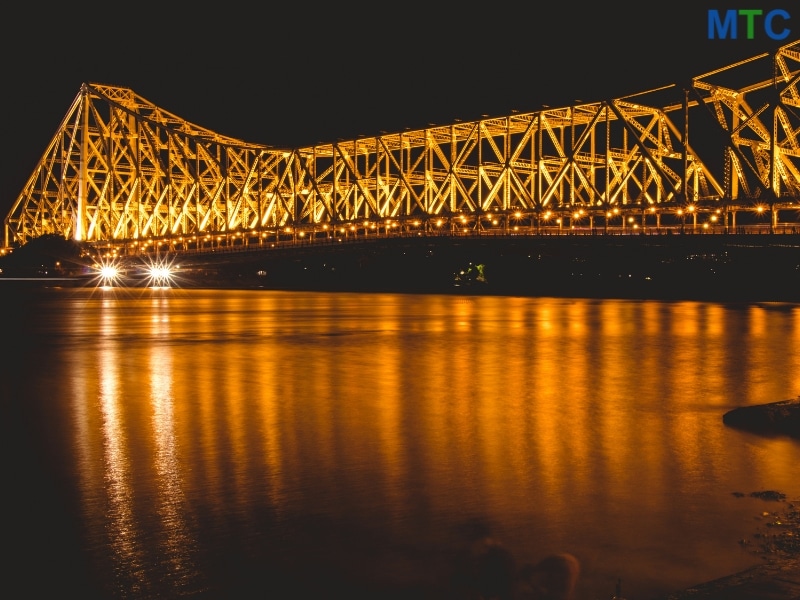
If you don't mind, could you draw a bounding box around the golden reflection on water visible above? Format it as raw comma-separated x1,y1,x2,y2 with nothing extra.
256,350,288,519
60,291,800,599
98,324,150,595
148,341,202,594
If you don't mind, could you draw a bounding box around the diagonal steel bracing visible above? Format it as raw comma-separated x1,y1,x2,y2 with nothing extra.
5,40,799,248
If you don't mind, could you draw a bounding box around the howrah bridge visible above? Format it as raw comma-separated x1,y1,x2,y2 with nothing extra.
4,39,800,256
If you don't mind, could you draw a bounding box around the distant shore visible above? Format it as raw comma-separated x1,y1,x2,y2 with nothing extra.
162,233,800,302
3,232,799,302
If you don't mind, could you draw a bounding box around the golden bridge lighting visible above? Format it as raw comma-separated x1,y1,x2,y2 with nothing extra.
3,40,800,250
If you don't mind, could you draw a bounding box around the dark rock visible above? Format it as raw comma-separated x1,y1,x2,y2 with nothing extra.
723,398,800,438
749,490,787,501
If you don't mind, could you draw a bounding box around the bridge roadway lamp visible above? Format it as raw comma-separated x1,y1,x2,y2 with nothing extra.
93,259,122,287
100,265,118,282
147,265,174,287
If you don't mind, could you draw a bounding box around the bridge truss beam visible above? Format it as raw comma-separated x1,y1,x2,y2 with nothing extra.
5,40,799,248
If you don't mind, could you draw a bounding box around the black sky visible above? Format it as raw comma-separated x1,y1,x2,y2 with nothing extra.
1,1,793,218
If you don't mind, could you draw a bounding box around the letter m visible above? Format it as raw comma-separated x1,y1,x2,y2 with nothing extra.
708,9,738,39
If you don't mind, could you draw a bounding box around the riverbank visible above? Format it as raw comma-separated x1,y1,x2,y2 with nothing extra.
655,402,800,600
657,556,800,599
656,494,800,598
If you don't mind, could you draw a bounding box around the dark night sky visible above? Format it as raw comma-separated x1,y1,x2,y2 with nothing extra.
1,1,792,219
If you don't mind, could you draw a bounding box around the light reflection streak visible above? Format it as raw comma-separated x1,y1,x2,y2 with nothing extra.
98,338,151,596
220,345,251,520
149,342,203,595
257,352,288,519
310,339,340,490
190,345,223,519
370,330,408,532
70,340,104,573
750,304,767,336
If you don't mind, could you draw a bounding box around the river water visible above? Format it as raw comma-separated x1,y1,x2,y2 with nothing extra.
3,286,799,599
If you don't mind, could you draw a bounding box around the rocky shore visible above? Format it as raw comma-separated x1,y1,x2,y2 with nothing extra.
655,399,800,599
658,556,800,600
722,398,800,439
657,491,800,599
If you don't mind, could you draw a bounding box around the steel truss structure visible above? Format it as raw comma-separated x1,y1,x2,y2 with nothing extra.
5,39,800,248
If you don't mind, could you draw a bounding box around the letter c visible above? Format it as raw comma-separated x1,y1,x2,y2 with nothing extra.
765,9,791,40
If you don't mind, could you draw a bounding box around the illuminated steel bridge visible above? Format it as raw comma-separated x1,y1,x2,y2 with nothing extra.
5,39,800,254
